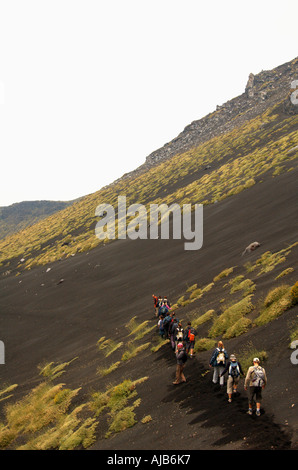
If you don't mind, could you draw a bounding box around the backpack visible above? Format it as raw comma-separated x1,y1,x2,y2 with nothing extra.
188,327,195,342
179,350,188,363
163,315,171,328
176,329,184,340
229,362,240,377
216,349,226,364
159,306,168,315
252,366,265,387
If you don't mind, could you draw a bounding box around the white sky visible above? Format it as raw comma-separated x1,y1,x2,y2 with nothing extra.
0,0,297,206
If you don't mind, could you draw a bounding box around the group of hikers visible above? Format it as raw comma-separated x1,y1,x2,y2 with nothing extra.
152,294,268,416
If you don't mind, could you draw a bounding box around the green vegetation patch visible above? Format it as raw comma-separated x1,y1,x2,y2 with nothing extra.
238,341,268,374
194,338,216,352
208,296,254,339
275,267,294,280
213,267,235,282
0,382,97,450
192,309,215,329
89,377,148,439
97,337,123,357
121,341,150,361
255,283,297,326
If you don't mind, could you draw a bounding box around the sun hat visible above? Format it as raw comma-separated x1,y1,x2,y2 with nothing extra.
253,357,260,363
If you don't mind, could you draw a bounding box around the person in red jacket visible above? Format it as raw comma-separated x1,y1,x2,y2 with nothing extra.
152,294,159,317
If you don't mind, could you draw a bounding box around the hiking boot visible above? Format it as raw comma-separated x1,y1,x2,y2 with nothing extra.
247,408,253,416
172,381,180,385
256,409,261,416
228,398,232,403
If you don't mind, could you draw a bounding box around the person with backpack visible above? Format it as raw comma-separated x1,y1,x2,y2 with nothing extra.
152,294,159,317
169,316,179,350
163,296,171,308
184,321,197,358
220,354,244,402
244,357,267,416
162,312,172,338
174,322,184,352
158,315,165,338
209,341,229,386
173,342,187,385
158,301,169,317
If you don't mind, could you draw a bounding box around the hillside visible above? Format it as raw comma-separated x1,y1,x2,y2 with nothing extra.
0,58,297,275
0,57,297,452
0,200,76,240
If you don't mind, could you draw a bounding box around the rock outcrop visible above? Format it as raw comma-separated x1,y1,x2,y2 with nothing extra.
109,57,298,186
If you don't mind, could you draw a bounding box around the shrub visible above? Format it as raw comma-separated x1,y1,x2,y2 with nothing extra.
228,275,245,293
121,342,150,361
228,276,255,297
289,322,298,347
141,415,152,424
238,342,268,374
0,382,86,449
194,338,216,352
0,384,18,403
189,288,203,300
97,361,121,377
151,338,170,353
38,358,78,381
208,296,254,338
105,402,139,438
256,250,288,275
264,284,290,307
201,282,214,294
192,310,215,329
291,281,298,305
176,296,185,306
255,285,293,326
97,338,123,357
186,283,197,292
275,267,294,280
89,378,147,439
224,317,252,339
213,267,234,282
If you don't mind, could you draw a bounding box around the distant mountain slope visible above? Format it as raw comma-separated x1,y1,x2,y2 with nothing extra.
0,200,76,240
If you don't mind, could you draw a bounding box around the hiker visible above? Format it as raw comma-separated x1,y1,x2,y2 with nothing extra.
169,315,178,350
158,315,165,338
209,341,229,385
163,296,171,308
220,354,244,402
162,311,172,338
152,295,159,317
169,316,178,350
158,300,169,317
174,322,184,352
156,296,162,312
184,321,197,358
244,357,267,416
173,342,187,385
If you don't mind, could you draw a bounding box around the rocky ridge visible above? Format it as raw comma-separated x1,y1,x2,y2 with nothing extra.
111,57,298,186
